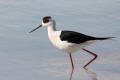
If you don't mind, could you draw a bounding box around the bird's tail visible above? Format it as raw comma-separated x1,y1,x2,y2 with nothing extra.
96,37,115,40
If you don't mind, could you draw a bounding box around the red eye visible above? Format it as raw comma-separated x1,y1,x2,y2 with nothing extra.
43,16,51,23
43,19,49,23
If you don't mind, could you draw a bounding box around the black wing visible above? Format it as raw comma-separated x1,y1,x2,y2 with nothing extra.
60,31,110,44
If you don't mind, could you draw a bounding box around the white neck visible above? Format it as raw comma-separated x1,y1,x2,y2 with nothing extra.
47,20,57,33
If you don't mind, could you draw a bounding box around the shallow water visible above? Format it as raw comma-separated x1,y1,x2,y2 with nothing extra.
0,0,120,80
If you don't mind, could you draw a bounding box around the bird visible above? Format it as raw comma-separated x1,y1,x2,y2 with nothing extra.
29,16,113,70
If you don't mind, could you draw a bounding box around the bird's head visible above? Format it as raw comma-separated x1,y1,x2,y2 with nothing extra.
42,16,53,27
29,16,54,33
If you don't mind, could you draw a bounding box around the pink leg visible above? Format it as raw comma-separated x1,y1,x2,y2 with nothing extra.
69,53,74,70
82,48,98,69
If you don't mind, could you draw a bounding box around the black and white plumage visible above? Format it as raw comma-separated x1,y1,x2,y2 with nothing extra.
30,16,113,69
60,31,111,44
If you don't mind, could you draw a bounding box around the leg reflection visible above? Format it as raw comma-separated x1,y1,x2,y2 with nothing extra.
84,68,98,80
69,69,74,80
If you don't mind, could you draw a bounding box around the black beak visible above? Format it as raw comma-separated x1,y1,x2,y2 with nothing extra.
29,25,42,33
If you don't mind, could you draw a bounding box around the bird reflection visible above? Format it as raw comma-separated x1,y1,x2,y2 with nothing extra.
84,68,98,80
69,69,74,80
69,68,97,80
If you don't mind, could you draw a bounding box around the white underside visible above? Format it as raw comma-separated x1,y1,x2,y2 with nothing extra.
59,40,98,53
48,28,99,54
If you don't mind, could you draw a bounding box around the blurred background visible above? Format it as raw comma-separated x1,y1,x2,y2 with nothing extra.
0,0,120,80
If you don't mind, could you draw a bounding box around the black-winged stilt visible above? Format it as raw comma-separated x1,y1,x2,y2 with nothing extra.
29,16,113,70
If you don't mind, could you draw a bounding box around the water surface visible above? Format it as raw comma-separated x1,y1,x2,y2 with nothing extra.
0,0,120,80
